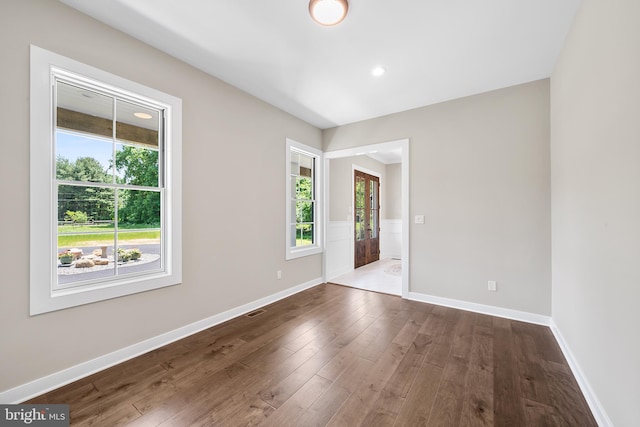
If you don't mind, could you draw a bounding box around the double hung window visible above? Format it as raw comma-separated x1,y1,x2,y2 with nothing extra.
286,139,322,260
30,46,182,314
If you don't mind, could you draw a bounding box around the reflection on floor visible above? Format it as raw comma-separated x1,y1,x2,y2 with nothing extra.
330,258,402,296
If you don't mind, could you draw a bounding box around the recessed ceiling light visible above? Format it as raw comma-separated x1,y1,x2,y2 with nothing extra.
309,0,349,26
372,66,386,77
134,112,153,119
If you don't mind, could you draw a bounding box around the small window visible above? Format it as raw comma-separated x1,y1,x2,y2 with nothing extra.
286,139,322,260
30,46,182,315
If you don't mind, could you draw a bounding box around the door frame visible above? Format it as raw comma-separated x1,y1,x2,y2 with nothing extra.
323,139,409,298
353,165,381,269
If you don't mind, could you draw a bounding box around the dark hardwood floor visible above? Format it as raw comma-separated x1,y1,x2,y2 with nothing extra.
27,284,597,426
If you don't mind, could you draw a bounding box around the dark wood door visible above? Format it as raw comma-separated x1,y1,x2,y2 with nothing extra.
354,170,380,269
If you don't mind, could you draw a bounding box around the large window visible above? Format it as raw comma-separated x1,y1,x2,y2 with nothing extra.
30,46,182,315
286,139,322,260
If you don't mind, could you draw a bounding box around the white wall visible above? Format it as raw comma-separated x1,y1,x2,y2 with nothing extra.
551,0,640,425
0,0,322,396
324,80,551,316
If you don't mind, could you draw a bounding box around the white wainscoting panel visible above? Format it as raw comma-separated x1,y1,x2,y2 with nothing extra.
380,219,402,260
326,221,353,280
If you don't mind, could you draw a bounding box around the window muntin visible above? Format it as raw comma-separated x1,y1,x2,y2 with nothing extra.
30,45,182,315
286,139,322,260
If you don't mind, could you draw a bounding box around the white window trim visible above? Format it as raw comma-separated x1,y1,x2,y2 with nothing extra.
286,138,323,260
30,45,182,315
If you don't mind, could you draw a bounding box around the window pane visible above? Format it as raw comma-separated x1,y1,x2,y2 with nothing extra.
296,224,314,246
116,188,161,275
57,185,115,287
355,208,365,241
370,179,378,238
370,180,378,209
290,152,300,176
57,247,115,287
296,201,314,224
292,152,314,201
56,132,113,184
355,176,365,208
56,81,114,137
296,176,313,200
117,189,161,226
115,99,161,188
56,82,114,184
297,153,314,178
115,143,159,188
57,184,114,225
370,210,378,238
116,231,161,276
115,100,160,146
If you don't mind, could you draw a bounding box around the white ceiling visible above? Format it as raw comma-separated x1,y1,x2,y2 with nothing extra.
366,148,403,165
59,0,581,130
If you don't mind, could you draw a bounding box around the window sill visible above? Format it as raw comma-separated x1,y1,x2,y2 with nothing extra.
286,245,323,260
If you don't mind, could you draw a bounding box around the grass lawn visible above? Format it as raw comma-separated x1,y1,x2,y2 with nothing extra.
57,223,159,233
58,224,160,247
58,231,160,247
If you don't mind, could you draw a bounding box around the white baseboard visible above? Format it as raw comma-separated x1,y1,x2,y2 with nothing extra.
406,291,551,326
550,320,612,427
327,266,353,282
0,277,323,404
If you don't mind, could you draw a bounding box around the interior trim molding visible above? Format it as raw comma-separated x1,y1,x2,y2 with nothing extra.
406,291,551,325
549,320,612,427
0,277,323,404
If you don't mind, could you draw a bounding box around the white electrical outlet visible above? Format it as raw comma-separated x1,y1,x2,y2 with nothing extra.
488,281,497,291
276,270,282,280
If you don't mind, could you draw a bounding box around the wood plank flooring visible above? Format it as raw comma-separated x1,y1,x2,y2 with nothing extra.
27,284,597,426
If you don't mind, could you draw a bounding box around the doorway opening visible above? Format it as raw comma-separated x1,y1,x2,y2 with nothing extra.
323,139,409,297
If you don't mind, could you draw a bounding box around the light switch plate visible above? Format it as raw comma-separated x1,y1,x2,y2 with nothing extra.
415,215,425,224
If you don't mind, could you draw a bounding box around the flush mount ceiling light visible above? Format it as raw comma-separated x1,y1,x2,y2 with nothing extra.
309,0,349,26
134,112,152,119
